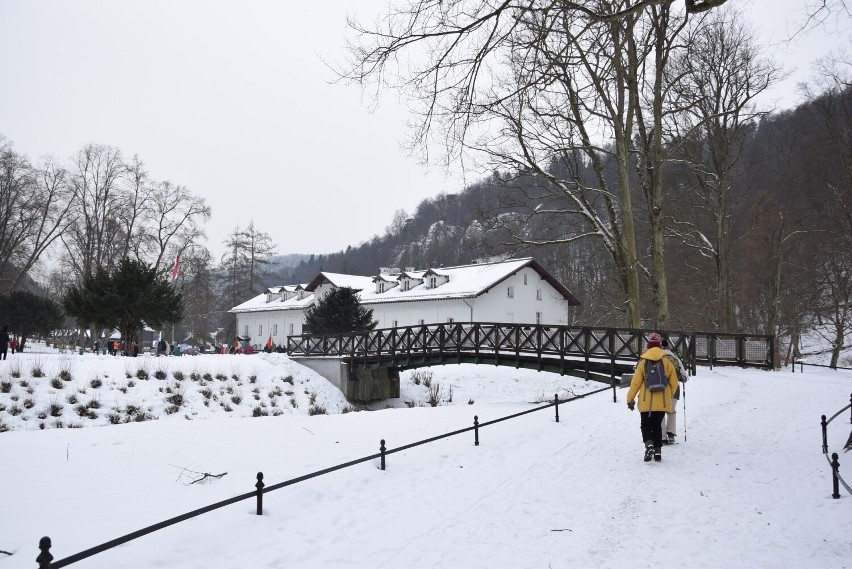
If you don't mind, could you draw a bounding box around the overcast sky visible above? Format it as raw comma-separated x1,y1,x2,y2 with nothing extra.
0,0,845,261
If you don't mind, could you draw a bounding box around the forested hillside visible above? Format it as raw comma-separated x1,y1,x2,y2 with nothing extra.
270,85,852,367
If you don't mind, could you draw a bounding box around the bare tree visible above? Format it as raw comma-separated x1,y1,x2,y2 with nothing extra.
667,8,780,330
0,140,76,293
144,181,212,275
343,1,730,326
61,143,126,278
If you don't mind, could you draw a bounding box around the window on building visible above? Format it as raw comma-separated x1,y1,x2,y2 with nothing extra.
429,276,437,288
447,317,454,323
536,289,542,300
524,273,528,285
258,324,263,337
536,311,542,324
392,320,398,328
273,324,278,336
244,325,249,336
289,323,294,335
507,286,514,298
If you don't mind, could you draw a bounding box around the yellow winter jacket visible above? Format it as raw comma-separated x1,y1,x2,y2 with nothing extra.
626,347,679,413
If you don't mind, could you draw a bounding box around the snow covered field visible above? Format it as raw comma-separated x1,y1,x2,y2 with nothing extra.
1,347,850,568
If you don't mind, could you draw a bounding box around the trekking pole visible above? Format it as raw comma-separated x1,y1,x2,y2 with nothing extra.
682,381,687,442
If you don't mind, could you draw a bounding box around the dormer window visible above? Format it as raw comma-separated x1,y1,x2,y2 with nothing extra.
429,276,437,288
402,280,410,291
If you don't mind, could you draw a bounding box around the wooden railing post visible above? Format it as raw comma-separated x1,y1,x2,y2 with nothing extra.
380,439,386,470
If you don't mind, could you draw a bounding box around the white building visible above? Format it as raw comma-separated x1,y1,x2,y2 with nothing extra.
229,257,580,348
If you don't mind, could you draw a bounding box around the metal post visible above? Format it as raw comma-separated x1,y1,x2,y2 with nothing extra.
474,416,479,446
791,356,795,373
554,394,560,423
849,393,851,424
822,415,829,454
831,453,841,499
255,472,264,515
380,439,386,470
37,536,53,569
611,375,617,403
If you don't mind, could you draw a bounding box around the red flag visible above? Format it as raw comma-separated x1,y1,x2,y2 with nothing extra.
171,254,180,281
265,334,272,350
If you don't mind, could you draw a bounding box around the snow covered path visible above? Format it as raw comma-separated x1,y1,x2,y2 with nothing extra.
1,358,850,568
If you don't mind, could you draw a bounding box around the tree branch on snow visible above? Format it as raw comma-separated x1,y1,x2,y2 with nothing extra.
171,465,228,485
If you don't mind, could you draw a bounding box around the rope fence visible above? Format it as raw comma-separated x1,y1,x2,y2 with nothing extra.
35,384,612,568
819,393,852,499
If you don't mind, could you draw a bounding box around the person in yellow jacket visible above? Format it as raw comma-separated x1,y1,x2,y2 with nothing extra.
626,332,680,462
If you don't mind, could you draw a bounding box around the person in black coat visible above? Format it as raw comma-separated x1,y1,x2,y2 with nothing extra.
0,326,9,360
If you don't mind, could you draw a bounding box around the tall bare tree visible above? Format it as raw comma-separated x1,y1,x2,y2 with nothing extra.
667,8,779,330
344,0,729,327
62,143,126,278
0,140,76,293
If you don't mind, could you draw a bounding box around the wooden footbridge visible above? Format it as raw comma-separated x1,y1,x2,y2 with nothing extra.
287,323,775,400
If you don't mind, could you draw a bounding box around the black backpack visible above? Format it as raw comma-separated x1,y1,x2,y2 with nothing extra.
644,359,667,392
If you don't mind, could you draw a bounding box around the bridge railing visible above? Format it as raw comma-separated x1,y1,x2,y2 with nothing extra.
288,323,775,371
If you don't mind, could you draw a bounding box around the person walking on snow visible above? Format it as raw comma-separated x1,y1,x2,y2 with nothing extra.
0,326,9,360
626,332,679,462
660,336,689,445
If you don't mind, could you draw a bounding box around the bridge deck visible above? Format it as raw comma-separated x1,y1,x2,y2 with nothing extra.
287,323,775,384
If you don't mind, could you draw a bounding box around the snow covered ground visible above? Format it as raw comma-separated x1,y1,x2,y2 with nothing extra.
1,346,850,568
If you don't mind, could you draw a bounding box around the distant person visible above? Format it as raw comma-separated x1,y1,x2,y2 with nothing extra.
626,332,679,463
10,336,18,354
660,336,689,445
0,326,9,360
94,339,100,354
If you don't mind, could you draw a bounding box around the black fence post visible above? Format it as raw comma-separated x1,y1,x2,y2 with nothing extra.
611,375,617,403
849,393,851,424
37,536,53,569
831,453,841,499
380,439,386,471
822,415,829,454
791,356,795,373
474,416,480,446
554,394,560,423
255,472,264,515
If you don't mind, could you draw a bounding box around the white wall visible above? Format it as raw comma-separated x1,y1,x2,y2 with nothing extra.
235,311,305,346
367,268,568,328
469,267,568,326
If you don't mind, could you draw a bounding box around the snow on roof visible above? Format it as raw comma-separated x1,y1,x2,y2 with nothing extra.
230,258,579,314
305,272,374,292
359,257,579,305
229,290,315,314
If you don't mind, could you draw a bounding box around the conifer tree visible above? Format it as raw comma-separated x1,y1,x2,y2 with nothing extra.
304,287,377,335
63,258,183,349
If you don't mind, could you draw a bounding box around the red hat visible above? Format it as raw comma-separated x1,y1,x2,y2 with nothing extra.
646,332,662,349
